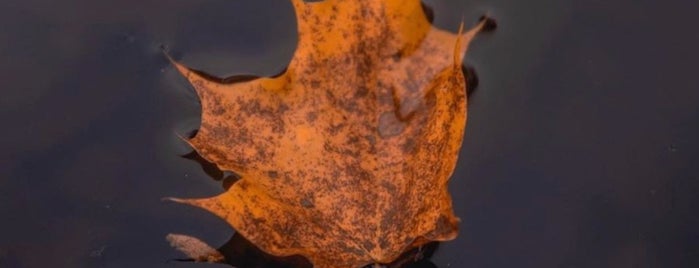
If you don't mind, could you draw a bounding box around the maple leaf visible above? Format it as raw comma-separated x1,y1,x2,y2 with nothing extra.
167,0,493,267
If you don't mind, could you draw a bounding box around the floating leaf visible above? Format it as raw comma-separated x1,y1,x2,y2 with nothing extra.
167,0,493,267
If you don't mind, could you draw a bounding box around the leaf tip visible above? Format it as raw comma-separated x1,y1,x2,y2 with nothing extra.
161,49,196,80
454,14,497,63
162,197,188,204
174,131,196,148
163,196,213,210
161,45,174,62
453,20,466,66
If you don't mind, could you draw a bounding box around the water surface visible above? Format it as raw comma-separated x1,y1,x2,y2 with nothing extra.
1,0,698,267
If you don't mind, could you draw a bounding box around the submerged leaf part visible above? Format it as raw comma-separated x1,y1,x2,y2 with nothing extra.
167,233,225,263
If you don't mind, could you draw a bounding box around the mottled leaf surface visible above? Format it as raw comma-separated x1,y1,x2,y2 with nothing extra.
168,0,489,267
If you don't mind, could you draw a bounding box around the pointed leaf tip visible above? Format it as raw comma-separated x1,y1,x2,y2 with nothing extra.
453,21,466,66
163,197,188,203
161,51,199,80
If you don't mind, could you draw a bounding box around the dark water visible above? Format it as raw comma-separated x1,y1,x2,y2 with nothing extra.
1,0,698,267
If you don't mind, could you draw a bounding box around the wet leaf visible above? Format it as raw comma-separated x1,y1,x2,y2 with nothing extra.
167,234,225,263
167,0,492,267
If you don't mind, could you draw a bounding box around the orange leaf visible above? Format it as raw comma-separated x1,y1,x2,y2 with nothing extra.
168,0,492,267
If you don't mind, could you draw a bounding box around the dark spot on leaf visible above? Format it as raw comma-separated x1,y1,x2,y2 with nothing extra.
300,198,315,208
377,112,405,138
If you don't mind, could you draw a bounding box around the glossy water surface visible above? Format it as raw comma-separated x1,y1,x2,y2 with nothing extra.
1,0,698,267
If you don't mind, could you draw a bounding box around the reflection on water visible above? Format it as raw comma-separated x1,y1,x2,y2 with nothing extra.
171,230,439,268
181,129,241,190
